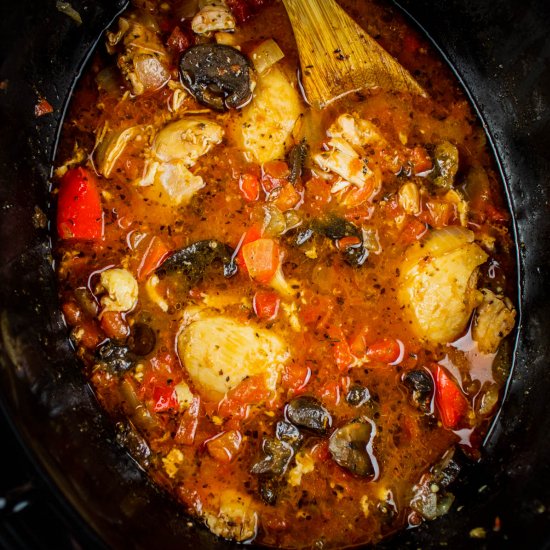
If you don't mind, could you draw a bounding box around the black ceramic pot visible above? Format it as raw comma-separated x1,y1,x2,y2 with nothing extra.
0,0,549,548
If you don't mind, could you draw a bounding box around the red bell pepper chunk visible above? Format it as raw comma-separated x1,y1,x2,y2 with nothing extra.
218,374,271,419
137,236,170,281
239,173,260,202
57,167,103,240
253,290,280,320
175,396,201,445
366,337,402,364
435,366,468,429
152,384,178,412
241,238,280,283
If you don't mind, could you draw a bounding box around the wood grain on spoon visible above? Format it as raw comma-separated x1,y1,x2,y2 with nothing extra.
282,0,427,108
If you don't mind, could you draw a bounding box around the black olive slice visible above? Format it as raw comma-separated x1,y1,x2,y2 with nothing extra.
328,420,376,478
179,44,253,111
285,396,332,434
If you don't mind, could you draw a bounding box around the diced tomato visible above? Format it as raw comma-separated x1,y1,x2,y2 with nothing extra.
401,218,428,244
409,146,432,174
57,167,104,240
61,301,82,326
77,320,104,349
305,176,332,213
262,160,290,192
218,374,271,419
311,440,330,462
300,295,334,328
100,311,130,340
241,238,280,283
253,290,280,320
175,396,201,445
340,173,378,208
35,97,53,117
366,337,402,364
282,363,311,396
206,430,242,463
274,183,301,211
239,173,260,202
152,384,178,412
235,225,262,272
349,324,370,356
319,380,341,406
137,236,170,281
435,366,468,429
166,26,191,54
327,326,354,372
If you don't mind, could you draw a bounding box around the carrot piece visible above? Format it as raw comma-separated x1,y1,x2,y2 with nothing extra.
274,183,301,211
435,366,468,429
137,236,170,281
235,226,262,272
241,238,280,283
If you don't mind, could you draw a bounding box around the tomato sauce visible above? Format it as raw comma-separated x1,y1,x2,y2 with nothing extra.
53,0,516,547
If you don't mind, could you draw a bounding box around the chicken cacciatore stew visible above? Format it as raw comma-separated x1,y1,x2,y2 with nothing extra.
53,0,517,547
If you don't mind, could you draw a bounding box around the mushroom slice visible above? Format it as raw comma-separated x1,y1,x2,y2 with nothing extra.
177,309,289,399
180,44,253,111
398,227,488,344
472,289,516,353
192,0,236,34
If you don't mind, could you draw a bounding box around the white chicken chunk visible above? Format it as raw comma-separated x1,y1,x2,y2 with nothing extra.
230,65,302,163
203,490,258,542
107,18,170,96
326,113,387,150
192,0,236,34
177,308,289,399
95,125,145,178
472,289,516,353
140,117,224,205
313,113,384,197
99,268,138,313
398,227,488,344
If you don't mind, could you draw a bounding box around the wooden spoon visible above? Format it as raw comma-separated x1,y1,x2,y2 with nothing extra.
282,0,426,108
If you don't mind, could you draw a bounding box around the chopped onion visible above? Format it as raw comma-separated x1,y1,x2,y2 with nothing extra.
251,39,285,75
56,1,82,25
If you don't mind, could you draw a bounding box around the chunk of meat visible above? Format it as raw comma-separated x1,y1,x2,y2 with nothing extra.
472,289,516,353
107,18,170,96
398,227,488,344
192,0,236,34
202,490,258,542
177,308,289,399
99,268,138,313
326,113,387,150
229,65,302,163
140,118,224,205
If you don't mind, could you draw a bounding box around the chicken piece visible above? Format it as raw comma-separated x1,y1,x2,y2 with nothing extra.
177,308,289,399
203,490,258,542
230,65,302,163
192,0,236,34
313,113,384,198
472,289,516,353
287,451,315,486
326,113,387,150
398,227,488,344
139,117,224,205
95,125,145,178
314,138,372,187
99,268,138,313
107,17,170,96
